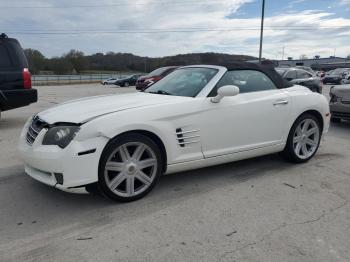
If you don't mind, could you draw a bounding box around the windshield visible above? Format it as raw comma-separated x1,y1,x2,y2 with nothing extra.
332,68,350,74
145,67,218,97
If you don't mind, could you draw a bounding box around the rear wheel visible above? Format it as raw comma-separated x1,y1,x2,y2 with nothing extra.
98,133,162,202
124,82,130,87
282,114,321,163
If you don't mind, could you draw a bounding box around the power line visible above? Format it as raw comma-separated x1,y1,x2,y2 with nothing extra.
6,26,350,35
12,25,350,32
6,25,350,32
3,0,349,9
0,0,259,9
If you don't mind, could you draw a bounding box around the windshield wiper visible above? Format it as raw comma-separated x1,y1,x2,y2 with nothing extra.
148,90,172,95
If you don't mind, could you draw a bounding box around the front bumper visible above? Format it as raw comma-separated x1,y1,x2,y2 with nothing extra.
324,77,342,84
330,101,350,120
18,124,109,189
1,89,37,111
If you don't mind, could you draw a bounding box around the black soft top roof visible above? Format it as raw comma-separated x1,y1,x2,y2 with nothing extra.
217,61,293,89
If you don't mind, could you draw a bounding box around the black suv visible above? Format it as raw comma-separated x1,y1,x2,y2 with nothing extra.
0,33,37,118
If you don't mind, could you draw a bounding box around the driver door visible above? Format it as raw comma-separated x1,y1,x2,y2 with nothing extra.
198,70,291,158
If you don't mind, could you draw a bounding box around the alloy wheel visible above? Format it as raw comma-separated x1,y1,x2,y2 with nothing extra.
293,118,320,160
104,142,158,197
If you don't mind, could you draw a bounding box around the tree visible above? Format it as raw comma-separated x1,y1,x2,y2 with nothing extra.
64,49,88,73
24,49,46,74
49,57,74,75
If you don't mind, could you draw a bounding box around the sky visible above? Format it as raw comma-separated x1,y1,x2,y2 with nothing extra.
1,0,350,59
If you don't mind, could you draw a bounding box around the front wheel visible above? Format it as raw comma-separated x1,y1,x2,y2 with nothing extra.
282,114,321,163
98,133,162,202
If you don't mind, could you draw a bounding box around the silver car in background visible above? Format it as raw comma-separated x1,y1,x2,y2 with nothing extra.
330,85,350,122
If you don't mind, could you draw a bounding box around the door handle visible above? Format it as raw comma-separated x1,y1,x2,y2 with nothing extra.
273,100,289,106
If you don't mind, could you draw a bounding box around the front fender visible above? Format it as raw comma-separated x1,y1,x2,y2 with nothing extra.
74,111,200,165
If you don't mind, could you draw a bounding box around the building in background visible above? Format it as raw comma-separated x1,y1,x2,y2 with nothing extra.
277,56,350,71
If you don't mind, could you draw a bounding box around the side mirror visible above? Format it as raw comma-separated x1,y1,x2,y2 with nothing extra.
211,85,240,103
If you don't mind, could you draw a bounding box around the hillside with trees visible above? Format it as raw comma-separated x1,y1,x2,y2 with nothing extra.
24,49,256,75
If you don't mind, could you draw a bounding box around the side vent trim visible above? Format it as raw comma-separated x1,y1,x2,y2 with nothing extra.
175,128,200,148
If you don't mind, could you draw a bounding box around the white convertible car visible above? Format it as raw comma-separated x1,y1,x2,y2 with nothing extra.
19,63,330,202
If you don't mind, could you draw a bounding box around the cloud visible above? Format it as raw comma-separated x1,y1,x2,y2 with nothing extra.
1,0,350,59
340,0,350,5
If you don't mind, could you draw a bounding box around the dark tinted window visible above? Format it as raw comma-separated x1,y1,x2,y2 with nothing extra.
296,70,311,79
0,45,13,69
210,70,277,96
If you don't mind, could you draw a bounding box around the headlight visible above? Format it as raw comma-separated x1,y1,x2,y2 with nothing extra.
42,126,80,148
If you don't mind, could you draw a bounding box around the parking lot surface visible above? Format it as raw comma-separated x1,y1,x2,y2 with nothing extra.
0,84,349,262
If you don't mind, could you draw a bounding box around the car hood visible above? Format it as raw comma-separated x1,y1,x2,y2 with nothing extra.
37,92,186,124
331,85,350,99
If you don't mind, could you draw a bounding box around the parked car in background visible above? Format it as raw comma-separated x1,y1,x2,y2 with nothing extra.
0,33,37,119
114,74,141,87
295,66,316,75
329,85,350,122
136,66,178,90
316,70,325,78
323,68,350,84
276,67,322,93
341,73,350,84
19,63,330,202
101,78,118,85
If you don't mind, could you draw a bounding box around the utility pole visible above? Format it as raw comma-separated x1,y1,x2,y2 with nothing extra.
258,0,266,63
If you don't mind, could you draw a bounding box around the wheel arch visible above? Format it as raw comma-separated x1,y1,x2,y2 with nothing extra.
104,129,168,173
285,109,325,143
298,110,324,131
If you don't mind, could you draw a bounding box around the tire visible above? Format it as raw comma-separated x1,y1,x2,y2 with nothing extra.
331,117,341,123
124,82,130,87
282,114,321,163
98,133,163,202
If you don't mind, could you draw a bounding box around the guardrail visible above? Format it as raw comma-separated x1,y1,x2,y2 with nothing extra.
31,73,138,86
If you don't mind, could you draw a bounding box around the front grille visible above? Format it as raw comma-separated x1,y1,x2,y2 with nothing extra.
26,117,47,145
